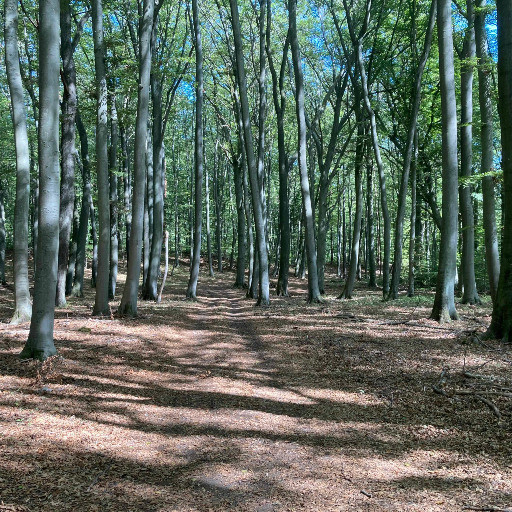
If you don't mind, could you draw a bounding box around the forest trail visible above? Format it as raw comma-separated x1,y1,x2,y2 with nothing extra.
1,266,511,511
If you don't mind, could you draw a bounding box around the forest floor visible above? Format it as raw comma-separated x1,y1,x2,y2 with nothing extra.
1,262,511,512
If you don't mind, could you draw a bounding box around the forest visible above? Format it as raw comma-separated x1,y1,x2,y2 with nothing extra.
1,0,512,510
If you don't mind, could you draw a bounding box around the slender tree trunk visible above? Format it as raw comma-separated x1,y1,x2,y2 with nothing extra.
389,0,436,299
108,95,119,299
72,110,91,297
121,124,131,263
366,159,376,287
5,0,32,322
119,0,154,316
21,0,60,360
0,187,5,285
229,0,270,305
90,198,98,288
475,0,500,303
66,196,79,295
407,131,418,297
143,130,153,288
431,0,459,322
186,0,204,300
487,0,512,341
459,0,480,304
92,0,110,316
289,0,321,303
206,160,215,277
233,151,245,286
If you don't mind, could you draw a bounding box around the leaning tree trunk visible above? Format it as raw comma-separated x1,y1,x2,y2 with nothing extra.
56,1,77,308
431,0,459,322
186,0,204,300
229,0,270,305
20,0,60,360
459,0,480,304
289,0,321,303
119,0,154,316
5,0,32,323
487,0,512,341
92,0,110,316
475,0,500,303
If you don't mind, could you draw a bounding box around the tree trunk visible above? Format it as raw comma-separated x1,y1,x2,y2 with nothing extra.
206,160,215,278
431,0,459,322
109,94,119,299
233,149,245,286
186,0,204,300
475,0,500,303
407,131,418,297
72,110,91,297
229,0,270,305
487,0,512,341
0,187,5,285
21,0,60,360
119,0,154,316
389,0,436,299
289,0,321,303
459,0,480,305
121,123,131,263
366,159,376,287
5,0,32,322
66,196,79,295
92,0,110,316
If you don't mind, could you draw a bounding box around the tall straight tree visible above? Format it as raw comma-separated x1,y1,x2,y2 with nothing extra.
475,0,500,303
229,0,270,305
92,0,110,316
487,0,512,341
20,0,60,360
431,0,459,322
5,0,32,324
459,0,480,304
119,0,155,316
186,0,204,300
56,1,78,307
289,0,322,303
389,0,436,300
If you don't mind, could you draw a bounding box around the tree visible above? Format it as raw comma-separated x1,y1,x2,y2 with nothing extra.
92,0,111,316
487,0,512,341
430,0,459,322
186,0,204,300
289,0,322,303
5,0,32,323
20,0,60,360
229,0,270,305
119,0,155,316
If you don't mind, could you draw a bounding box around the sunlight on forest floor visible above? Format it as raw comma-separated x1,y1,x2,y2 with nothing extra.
1,263,511,511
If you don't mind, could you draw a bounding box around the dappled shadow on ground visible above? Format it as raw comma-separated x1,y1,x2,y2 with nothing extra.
0,264,511,511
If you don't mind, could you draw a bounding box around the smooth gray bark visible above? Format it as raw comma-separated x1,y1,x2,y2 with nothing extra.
431,0,459,322
21,0,60,360
186,0,204,300
0,187,5,285
5,0,32,323
459,0,480,305
475,0,500,303
289,0,322,303
229,0,270,305
92,0,111,316
119,0,154,316
109,95,119,299
389,0,436,300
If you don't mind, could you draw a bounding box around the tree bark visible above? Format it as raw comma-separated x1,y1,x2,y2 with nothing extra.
389,0,436,299
119,0,154,316
229,0,270,305
21,0,60,360
92,0,111,316
186,0,204,300
487,0,512,341
289,0,322,303
459,0,480,305
431,0,459,322
475,0,500,303
109,94,119,299
5,0,32,323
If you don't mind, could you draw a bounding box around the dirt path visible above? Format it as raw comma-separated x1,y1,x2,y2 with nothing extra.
1,267,511,511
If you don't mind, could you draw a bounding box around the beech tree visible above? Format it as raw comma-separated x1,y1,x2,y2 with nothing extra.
5,0,32,324
20,0,60,360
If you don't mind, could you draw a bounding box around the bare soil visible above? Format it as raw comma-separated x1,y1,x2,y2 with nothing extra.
1,264,511,511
